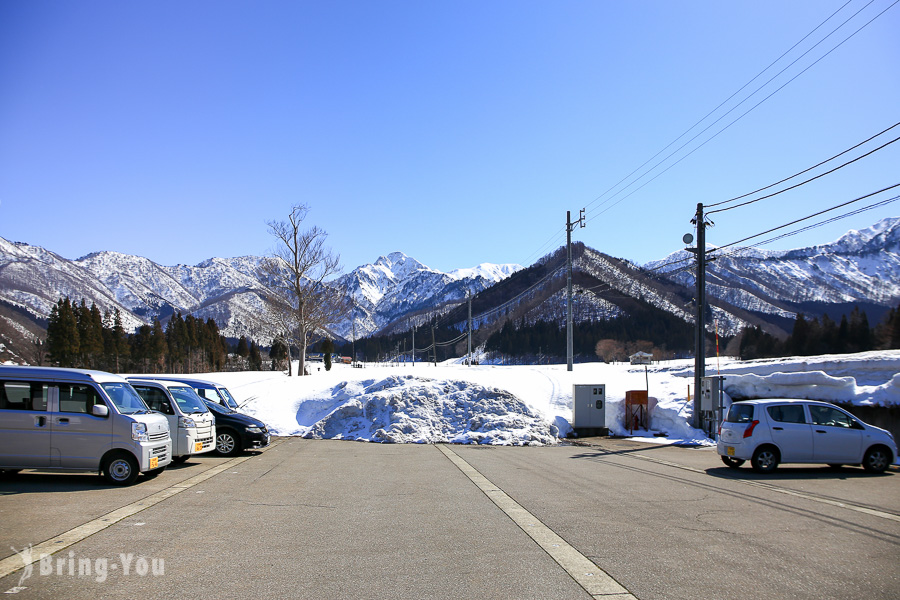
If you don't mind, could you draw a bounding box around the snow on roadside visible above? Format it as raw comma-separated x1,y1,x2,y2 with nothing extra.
197,350,900,447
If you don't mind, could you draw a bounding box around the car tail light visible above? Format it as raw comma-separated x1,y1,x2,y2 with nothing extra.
743,420,759,438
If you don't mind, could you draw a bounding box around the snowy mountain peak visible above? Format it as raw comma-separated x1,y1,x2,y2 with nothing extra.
449,263,524,281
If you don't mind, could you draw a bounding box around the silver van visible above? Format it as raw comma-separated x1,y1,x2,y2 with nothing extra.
0,366,172,485
128,379,216,463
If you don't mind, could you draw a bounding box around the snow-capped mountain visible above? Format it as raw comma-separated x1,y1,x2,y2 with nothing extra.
645,217,900,328
333,252,523,339
0,241,523,362
1,217,897,365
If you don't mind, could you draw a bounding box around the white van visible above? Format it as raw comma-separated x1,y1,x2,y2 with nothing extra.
0,366,172,485
128,379,216,463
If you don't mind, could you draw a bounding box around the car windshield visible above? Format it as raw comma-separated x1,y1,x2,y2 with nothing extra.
101,382,151,414
218,387,240,409
204,399,236,415
726,402,755,423
170,386,209,414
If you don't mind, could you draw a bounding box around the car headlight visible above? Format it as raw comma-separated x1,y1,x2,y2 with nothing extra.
132,422,149,442
178,416,196,428
246,426,263,433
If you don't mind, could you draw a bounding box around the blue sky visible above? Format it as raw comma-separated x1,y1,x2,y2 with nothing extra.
1,1,897,274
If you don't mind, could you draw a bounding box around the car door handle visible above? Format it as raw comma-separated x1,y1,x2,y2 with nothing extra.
58,418,69,425
773,427,783,431
35,416,46,427
815,429,826,434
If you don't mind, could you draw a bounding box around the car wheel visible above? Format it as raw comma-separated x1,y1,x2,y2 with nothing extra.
721,456,745,469
751,446,779,474
102,452,140,486
216,429,241,457
862,446,891,474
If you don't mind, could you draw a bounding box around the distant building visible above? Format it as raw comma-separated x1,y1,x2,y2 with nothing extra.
629,351,653,365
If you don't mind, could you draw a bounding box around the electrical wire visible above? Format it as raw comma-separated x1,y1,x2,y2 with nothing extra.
707,133,900,214
707,120,900,209
714,183,900,251
582,0,861,218
583,0,898,224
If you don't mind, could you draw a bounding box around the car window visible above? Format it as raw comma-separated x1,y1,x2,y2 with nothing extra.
808,405,855,428
0,381,49,411
766,404,806,424
218,388,240,409
726,403,754,423
58,384,105,414
101,382,150,414
134,386,174,415
170,386,209,414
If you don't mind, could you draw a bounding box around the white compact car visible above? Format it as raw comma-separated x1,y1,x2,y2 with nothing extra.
717,399,896,474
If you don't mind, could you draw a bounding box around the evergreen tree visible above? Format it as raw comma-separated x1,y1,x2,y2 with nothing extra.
47,298,80,367
249,341,262,370
322,338,334,371
150,319,167,373
270,337,287,370
237,336,250,358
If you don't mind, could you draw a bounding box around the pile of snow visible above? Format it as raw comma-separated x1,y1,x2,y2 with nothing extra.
724,370,900,406
297,375,558,445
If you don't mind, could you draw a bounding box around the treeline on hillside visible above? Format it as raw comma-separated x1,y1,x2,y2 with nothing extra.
485,309,696,362
739,305,900,359
43,297,266,373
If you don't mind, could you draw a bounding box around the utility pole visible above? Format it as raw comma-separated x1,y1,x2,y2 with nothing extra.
687,203,709,429
467,292,472,366
566,209,585,372
432,326,437,367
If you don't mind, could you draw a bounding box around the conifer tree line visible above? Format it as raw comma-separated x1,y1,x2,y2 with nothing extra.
738,305,900,359
44,297,266,373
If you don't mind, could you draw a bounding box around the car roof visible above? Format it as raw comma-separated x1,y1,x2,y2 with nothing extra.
0,366,128,384
736,398,841,407
127,378,197,390
137,376,224,388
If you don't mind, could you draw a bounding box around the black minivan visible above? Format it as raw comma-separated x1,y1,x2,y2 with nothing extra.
202,399,270,457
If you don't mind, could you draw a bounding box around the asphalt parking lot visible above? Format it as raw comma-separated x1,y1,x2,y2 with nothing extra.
1,437,898,600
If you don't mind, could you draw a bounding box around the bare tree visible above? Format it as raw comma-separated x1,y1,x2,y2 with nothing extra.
261,204,346,376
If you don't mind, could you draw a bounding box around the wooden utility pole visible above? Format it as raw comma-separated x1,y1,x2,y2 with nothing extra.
566,209,585,372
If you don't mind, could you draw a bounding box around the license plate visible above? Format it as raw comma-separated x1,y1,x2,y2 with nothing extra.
195,442,203,452
149,457,158,469
726,446,735,456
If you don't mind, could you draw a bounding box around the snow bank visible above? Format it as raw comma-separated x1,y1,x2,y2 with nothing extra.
196,350,899,449
289,374,558,445
724,369,900,406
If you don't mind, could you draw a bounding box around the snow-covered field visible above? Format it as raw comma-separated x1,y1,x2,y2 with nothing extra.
194,350,900,447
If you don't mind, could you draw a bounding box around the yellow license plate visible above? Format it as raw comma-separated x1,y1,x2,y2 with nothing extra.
195,442,203,452
149,457,158,469
726,447,735,456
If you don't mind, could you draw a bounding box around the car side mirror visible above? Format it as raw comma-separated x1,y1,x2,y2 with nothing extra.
92,404,109,418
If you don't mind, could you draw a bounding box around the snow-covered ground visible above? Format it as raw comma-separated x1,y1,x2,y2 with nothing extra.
192,350,900,447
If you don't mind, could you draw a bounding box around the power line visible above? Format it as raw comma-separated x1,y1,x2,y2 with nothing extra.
707,131,900,215
714,183,900,251
583,0,898,224
707,120,900,209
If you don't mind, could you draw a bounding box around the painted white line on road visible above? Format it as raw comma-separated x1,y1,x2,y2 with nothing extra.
626,453,900,523
0,444,278,584
437,444,637,600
